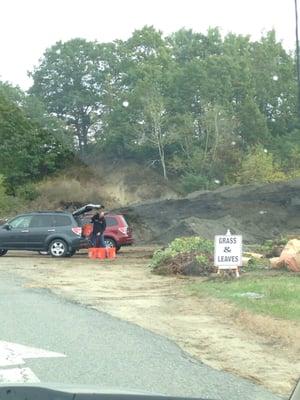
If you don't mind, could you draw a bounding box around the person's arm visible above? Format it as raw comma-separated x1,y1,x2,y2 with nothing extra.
91,213,98,223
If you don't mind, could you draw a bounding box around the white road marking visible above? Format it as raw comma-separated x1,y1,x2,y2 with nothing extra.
0,341,66,367
0,367,40,383
0,341,66,383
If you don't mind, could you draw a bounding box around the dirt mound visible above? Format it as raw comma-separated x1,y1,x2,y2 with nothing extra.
31,160,178,210
88,160,177,205
119,179,300,244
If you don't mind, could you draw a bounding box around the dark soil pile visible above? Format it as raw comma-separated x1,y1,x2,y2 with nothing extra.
119,179,300,244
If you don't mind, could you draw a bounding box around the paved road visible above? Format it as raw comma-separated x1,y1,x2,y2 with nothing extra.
0,273,281,400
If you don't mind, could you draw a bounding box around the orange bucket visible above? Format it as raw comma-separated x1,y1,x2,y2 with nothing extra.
106,247,116,259
94,248,107,259
88,247,116,260
88,248,96,259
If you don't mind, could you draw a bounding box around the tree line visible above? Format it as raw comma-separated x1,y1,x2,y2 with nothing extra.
0,26,299,196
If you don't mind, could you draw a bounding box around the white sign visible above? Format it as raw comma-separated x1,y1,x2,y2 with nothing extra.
214,230,242,267
0,341,66,383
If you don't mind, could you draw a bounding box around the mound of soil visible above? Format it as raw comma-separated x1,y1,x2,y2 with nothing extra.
30,160,178,212
120,179,300,244
84,159,178,205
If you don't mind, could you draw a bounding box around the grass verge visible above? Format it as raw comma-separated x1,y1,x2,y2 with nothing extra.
187,271,300,321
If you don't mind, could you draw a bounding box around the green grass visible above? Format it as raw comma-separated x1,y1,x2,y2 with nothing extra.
187,272,300,321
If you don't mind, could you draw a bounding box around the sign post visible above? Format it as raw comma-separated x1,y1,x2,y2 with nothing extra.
214,230,242,277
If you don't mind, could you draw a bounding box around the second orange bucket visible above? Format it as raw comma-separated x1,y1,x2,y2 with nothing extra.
88,247,116,259
94,248,107,259
106,247,116,259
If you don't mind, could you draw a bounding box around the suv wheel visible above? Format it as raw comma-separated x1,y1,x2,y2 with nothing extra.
0,249,7,256
104,237,117,248
49,239,68,257
65,249,76,257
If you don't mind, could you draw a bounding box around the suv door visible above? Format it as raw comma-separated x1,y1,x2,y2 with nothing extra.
0,215,33,249
28,214,55,250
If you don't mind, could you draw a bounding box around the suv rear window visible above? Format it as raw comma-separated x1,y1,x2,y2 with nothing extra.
29,214,72,227
52,215,73,227
105,216,118,226
30,215,53,228
117,215,128,227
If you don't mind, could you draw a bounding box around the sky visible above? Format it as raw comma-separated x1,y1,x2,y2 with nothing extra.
0,0,296,89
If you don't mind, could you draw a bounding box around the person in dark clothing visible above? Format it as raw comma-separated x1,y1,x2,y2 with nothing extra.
91,211,106,248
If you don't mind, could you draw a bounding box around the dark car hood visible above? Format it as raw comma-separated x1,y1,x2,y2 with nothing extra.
0,383,208,400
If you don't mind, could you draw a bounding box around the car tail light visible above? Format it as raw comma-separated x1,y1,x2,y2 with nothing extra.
72,227,82,236
118,227,128,235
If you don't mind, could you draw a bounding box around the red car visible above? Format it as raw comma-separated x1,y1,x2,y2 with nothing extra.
81,213,133,251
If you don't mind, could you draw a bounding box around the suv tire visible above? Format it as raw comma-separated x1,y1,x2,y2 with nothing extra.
66,249,76,257
104,237,117,249
0,249,7,256
49,239,68,257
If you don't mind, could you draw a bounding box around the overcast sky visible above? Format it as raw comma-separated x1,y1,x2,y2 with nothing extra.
0,0,296,89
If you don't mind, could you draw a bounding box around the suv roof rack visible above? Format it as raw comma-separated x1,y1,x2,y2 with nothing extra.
31,211,68,214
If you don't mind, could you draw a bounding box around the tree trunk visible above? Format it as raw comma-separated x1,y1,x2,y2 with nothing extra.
212,111,220,162
202,128,210,172
153,114,168,180
158,139,168,180
76,126,89,157
74,119,84,156
81,126,88,152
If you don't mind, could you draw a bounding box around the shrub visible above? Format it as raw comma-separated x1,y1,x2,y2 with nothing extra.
256,237,289,258
180,173,210,193
16,183,39,201
169,237,214,254
196,254,210,265
150,248,177,269
237,146,286,184
179,173,222,194
0,175,24,216
150,236,214,276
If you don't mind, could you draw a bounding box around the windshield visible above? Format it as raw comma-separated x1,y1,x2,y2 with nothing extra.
0,1,299,400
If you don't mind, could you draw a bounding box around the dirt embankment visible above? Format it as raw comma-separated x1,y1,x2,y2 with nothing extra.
30,160,178,212
119,179,300,244
1,248,299,398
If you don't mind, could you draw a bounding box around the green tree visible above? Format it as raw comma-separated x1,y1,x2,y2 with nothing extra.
0,90,70,193
237,146,286,184
237,97,270,146
250,30,297,135
30,38,114,155
26,27,299,190
102,27,175,177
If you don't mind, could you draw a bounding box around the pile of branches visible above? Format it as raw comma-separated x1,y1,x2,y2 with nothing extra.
154,252,215,276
